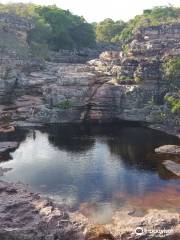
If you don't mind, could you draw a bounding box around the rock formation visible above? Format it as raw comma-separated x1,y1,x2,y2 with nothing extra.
0,180,84,240
0,15,179,133
0,180,179,240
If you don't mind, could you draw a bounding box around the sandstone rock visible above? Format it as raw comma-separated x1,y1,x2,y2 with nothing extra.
0,20,179,131
99,51,120,61
163,160,180,176
84,225,114,240
0,125,15,133
106,208,180,240
155,145,180,156
0,181,84,240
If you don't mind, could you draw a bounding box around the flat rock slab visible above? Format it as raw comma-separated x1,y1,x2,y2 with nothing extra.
0,181,83,240
0,126,15,133
155,145,180,156
0,142,18,154
163,160,180,177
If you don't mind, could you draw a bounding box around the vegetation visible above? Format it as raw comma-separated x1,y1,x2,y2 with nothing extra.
163,57,180,79
95,18,126,43
0,4,180,49
151,111,166,123
116,75,134,85
120,6,180,41
162,56,180,91
0,3,95,50
165,95,180,114
56,100,72,109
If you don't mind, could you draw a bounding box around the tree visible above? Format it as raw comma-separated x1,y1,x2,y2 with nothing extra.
0,3,96,50
95,18,126,43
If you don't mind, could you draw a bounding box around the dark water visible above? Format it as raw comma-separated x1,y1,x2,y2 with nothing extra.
0,124,180,222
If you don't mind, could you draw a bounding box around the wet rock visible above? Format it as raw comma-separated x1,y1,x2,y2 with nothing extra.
0,125,15,133
155,145,180,156
0,142,18,154
163,160,180,177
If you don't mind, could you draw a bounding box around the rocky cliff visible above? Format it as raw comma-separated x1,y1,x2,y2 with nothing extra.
0,17,179,132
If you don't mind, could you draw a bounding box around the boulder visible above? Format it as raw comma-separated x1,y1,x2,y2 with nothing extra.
0,125,15,133
155,145,180,156
163,160,180,176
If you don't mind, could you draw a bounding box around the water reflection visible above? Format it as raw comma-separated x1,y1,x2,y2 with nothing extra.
0,124,179,214
0,127,27,162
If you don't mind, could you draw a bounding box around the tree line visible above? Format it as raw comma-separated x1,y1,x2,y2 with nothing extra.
0,3,180,50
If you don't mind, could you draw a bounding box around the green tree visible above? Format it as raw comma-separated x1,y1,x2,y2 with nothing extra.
0,3,96,51
96,18,126,43
120,6,180,41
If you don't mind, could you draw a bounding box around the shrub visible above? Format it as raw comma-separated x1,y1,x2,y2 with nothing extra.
120,6,180,41
116,75,134,84
162,57,180,79
30,42,49,59
134,76,143,83
151,111,166,123
162,57,180,89
56,100,72,109
165,95,180,114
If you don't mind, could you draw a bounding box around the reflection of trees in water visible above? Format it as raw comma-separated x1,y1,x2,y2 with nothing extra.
107,127,180,171
48,135,95,153
45,123,142,153
47,124,95,153
45,124,180,163
0,127,27,142
0,127,28,162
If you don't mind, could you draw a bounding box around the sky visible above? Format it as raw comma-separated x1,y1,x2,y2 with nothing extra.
0,0,180,22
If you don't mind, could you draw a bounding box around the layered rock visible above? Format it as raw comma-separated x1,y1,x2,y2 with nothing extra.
48,43,121,64
0,21,179,131
155,145,180,156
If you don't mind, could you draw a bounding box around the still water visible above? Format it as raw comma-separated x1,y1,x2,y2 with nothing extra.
0,124,180,222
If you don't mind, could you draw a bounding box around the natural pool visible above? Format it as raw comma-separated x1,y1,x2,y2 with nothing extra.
0,124,180,223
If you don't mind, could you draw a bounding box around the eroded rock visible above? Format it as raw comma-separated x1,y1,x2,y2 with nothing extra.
163,160,180,177
155,145,180,156
0,181,84,240
84,225,114,240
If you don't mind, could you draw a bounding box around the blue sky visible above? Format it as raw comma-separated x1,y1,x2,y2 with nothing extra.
1,0,180,22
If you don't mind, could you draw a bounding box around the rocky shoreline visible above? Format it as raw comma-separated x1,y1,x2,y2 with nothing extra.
0,178,179,240
0,127,179,240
